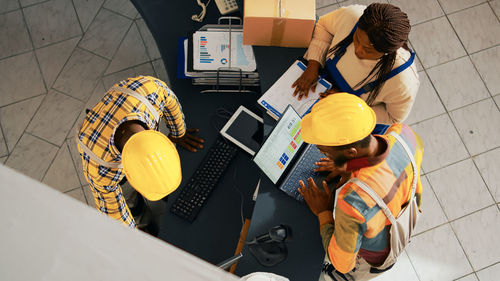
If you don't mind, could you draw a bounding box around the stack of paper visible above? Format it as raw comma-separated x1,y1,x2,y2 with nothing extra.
177,24,259,88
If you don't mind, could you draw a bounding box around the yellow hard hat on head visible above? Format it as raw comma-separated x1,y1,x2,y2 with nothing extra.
122,130,182,201
301,93,376,146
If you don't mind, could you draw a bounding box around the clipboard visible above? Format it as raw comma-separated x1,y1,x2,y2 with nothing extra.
257,60,331,119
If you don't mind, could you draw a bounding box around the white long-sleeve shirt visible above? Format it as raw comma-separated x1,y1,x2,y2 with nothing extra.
304,5,419,124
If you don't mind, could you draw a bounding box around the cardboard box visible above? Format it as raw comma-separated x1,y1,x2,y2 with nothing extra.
243,0,316,48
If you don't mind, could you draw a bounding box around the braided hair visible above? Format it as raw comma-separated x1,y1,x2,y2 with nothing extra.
327,3,411,105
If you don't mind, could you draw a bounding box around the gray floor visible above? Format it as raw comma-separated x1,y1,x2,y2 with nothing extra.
0,0,499,280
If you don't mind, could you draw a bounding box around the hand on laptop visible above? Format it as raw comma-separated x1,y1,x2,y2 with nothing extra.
298,178,333,216
314,158,351,188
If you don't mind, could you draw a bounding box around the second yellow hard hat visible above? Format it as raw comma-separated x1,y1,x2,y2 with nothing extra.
122,130,182,201
301,93,376,146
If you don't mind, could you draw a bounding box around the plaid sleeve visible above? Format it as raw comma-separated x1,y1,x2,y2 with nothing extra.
87,181,136,228
156,79,186,138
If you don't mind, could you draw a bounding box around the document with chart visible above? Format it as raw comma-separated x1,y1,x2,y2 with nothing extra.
258,60,331,119
193,31,256,71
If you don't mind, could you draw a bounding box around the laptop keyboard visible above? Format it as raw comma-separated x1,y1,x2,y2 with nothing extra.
279,144,325,201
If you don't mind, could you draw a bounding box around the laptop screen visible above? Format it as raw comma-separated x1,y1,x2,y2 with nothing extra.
253,106,306,184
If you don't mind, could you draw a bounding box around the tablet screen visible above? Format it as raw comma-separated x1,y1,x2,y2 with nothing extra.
220,106,264,155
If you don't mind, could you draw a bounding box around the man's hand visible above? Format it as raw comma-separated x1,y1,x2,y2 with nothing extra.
314,158,351,188
292,60,320,100
298,178,333,216
169,128,204,152
319,88,341,99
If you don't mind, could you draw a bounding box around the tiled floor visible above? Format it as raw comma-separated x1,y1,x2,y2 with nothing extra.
0,0,499,280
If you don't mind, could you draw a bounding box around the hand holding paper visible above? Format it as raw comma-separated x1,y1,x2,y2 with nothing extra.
291,60,321,100
258,60,331,119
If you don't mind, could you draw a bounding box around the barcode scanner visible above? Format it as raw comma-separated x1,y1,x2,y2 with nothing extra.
248,224,292,267
253,224,292,244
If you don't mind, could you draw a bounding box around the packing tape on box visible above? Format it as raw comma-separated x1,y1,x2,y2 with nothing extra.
270,0,290,45
270,18,286,45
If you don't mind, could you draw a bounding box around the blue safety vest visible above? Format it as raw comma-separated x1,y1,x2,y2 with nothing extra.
324,23,415,135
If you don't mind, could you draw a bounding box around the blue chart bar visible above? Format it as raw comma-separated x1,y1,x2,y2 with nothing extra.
199,36,213,64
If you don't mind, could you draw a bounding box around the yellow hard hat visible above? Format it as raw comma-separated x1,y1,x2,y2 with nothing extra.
301,93,376,146
122,130,182,201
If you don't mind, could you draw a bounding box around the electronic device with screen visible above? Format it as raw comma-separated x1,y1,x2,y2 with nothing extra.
252,105,329,201
220,105,264,156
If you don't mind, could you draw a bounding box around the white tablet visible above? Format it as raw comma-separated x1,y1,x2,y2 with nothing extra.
220,106,264,156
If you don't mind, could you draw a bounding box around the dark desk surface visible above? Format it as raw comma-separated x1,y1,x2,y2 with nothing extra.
132,0,260,265
132,0,326,278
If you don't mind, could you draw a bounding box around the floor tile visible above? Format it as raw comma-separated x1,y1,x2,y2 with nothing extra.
473,148,500,203
0,95,44,152
73,0,104,32
102,68,137,90
427,56,490,111
409,16,466,68
0,156,7,164
0,0,19,14
0,10,32,60
105,23,149,74
413,175,447,235
102,62,156,89
448,3,500,54
66,137,86,186
0,52,45,107
152,59,170,87
439,0,486,13
406,224,472,281
371,251,419,281
136,19,161,61
410,114,469,172
456,273,479,281
35,36,80,88
451,205,500,270
471,45,500,95
337,0,387,7
78,8,132,59
450,99,500,156
64,187,87,204
26,90,83,146
23,0,82,48
317,4,339,17
427,159,494,220
19,0,46,7
103,0,138,19
316,0,337,9
405,71,445,125
389,0,443,25
53,47,109,102
491,0,500,17
5,133,58,181
82,184,96,208
476,263,500,281
42,143,81,192
134,62,156,77
0,128,8,157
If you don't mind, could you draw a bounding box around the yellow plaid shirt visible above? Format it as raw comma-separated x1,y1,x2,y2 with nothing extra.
77,76,186,227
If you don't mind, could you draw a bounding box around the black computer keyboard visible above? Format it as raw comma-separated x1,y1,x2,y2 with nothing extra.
170,137,238,222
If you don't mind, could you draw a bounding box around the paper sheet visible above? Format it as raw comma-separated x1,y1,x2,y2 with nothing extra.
258,60,331,118
193,31,256,71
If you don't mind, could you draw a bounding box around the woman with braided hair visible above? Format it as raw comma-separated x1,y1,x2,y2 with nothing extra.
293,3,419,129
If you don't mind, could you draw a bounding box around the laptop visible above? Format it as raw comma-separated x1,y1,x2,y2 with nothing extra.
252,105,330,201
